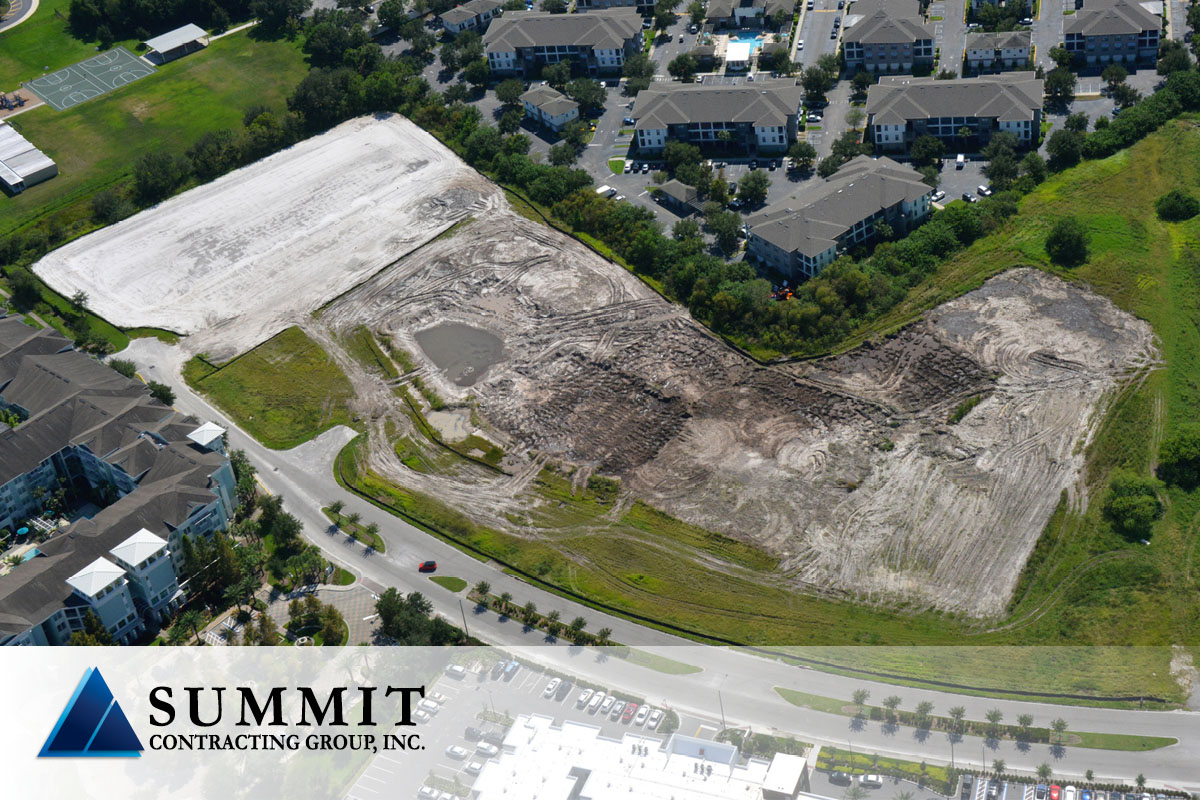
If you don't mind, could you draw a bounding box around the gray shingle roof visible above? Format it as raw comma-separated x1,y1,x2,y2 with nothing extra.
866,72,1044,126
706,0,793,18
1065,0,1161,36
520,84,580,117
442,0,504,26
484,8,641,52
631,80,803,130
964,30,1032,51
658,179,700,205
843,5,934,46
748,156,931,258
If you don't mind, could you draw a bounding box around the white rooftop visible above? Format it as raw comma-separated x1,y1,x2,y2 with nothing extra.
144,23,208,53
66,557,126,598
472,714,773,799
763,752,808,795
109,528,168,567
727,41,753,63
187,421,225,448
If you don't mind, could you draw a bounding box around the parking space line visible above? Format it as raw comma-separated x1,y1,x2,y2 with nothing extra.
352,784,379,794
370,765,394,775
360,773,387,783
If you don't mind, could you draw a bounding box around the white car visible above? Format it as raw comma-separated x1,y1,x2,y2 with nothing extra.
1064,787,1078,800
797,39,804,50
413,709,432,724
465,761,485,775
977,185,993,197
445,745,469,760
599,696,615,714
633,705,650,726
860,774,884,789
576,688,593,708
427,691,449,704
647,708,663,730
418,698,440,714
418,788,437,799
588,691,606,712
931,190,946,202
476,742,500,757
543,678,561,698
445,664,467,679
610,700,626,719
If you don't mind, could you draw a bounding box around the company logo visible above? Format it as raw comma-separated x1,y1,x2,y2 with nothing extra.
39,667,143,758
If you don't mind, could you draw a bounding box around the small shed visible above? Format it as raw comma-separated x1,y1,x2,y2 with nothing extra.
657,179,703,216
143,24,209,65
761,753,809,798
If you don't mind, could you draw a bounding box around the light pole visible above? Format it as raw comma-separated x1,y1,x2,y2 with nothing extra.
717,673,728,732
459,599,470,638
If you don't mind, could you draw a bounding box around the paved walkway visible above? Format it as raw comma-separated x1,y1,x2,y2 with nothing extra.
260,582,382,645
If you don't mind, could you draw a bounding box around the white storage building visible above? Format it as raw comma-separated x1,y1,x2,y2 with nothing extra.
0,123,57,194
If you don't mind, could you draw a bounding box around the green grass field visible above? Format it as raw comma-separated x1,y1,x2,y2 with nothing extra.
0,0,118,82
429,575,468,593
1,29,307,235
184,327,358,449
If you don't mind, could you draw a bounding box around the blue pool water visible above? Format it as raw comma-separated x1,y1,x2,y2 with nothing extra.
727,31,766,51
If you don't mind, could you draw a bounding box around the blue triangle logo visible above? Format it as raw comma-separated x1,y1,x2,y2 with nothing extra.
39,667,143,758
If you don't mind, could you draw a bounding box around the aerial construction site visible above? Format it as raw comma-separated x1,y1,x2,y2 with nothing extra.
34,114,1157,621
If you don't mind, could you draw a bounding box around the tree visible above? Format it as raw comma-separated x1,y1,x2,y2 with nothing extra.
949,705,966,731
1020,151,1047,185
1085,770,1094,781
320,604,346,644
915,700,934,723
174,609,205,645
498,591,513,613
463,58,490,89
473,580,491,597
706,210,742,254
882,695,901,720
1103,469,1162,539
1064,112,1089,133
548,142,578,166
542,60,572,90
1157,39,1192,75
253,0,313,34
817,53,839,79
1112,83,1140,109
622,53,655,94
845,108,865,129
788,140,818,172
738,170,770,207
568,615,587,641
1050,717,1068,744
919,165,940,189
329,500,345,517
1158,423,1200,489
540,0,567,10
133,151,190,204
146,380,175,406
1156,189,1200,221
801,66,832,103
1048,46,1073,68
495,78,525,107
817,155,842,178
376,0,408,31
1045,128,1083,170
1017,713,1033,733
347,511,361,527
109,358,137,379
522,601,538,623
69,610,114,645
668,53,698,81
499,108,524,134
90,188,133,224
1136,775,1146,790
851,70,872,100
1102,63,1128,93
1044,216,1089,266
982,131,1019,190
852,688,870,713
910,134,944,167
595,626,613,645
1036,763,1052,781
565,78,606,113
1044,67,1077,102
992,759,1006,775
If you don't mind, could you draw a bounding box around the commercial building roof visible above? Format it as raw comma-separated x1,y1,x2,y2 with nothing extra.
706,0,793,17
727,41,753,62
472,714,776,799
144,23,208,54
866,72,1044,125
442,0,504,25
631,80,803,130
520,84,579,117
762,753,809,795
1065,0,1162,36
748,155,931,258
965,30,1033,51
484,8,641,52
0,123,56,187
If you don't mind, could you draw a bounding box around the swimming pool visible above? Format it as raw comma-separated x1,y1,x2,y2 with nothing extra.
726,31,766,51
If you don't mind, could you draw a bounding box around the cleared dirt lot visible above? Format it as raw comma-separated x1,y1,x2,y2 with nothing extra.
320,204,1156,617
50,115,1156,618
33,114,494,360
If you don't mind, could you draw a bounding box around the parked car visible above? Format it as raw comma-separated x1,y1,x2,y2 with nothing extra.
610,700,626,719
623,161,633,173
600,695,616,714
807,113,822,122
1082,791,1093,800
728,181,737,193
728,199,742,209
689,23,698,32
464,726,484,742
962,192,977,203
749,160,758,169
418,560,437,572
476,742,500,757
1094,792,1107,800
622,702,638,722
977,185,992,196
623,116,635,125
768,160,776,171
445,745,468,760
830,28,838,38
576,688,593,708
483,729,506,746
797,39,804,50
490,661,505,680
830,772,852,786
502,660,519,681
806,0,814,8
932,190,946,202
543,678,561,698
634,705,650,726
1036,786,1049,800
679,34,685,42
464,761,484,775
988,781,1001,800
956,153,965,169
418,787,438,799
647,708,663,730
445,664,467,679
413,709,432,723
555,680,573,701
1064,786,1078,800
588,691,606,712
861,775,884,789
1050,787,1061,800
418,698,440,714
641,163,650,173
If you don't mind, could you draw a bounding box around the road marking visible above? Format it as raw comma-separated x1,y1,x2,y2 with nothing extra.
360,773,387,783
371,765,394,775
352,784,379,794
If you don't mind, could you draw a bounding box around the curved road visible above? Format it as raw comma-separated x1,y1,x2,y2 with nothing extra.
0,0,38,33
123,337,1200,792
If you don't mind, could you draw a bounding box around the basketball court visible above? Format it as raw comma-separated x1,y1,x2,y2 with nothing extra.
24,47,156,112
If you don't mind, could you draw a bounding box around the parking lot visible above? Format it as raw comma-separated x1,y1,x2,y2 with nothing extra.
347,659,717,800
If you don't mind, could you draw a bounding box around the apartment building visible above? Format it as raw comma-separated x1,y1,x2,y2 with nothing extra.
1064,0,1161,66
705,0,795,29
964,30,1032,71
0,317,234,646
483,9,643,76
630,80,803,154
746,156,933,278
441,0,505,36
842,0,935,73
865,72,1044,152
520,84,581,131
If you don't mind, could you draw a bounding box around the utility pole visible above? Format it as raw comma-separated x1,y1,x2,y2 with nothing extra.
459,599,470,638
717,690,727,732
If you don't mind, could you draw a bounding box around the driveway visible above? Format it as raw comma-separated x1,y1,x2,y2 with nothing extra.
935,0,967,76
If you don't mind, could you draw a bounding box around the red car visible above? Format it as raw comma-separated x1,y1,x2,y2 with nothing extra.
418,560,437,572
1051,787,1062,800
622,703,638,723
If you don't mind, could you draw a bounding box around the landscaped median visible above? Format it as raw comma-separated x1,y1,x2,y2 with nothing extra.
322,505,387,554
775,687,1178,751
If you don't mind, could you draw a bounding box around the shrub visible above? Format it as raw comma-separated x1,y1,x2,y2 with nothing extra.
1157,422,1200,489
1044,216,1089,267
1102,470,1162,540
1155,189,1200,222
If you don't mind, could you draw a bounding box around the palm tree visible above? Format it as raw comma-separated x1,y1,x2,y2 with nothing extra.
949,705,966,732
1017,713,1033,736
985,708,1003,737
329,500,345,517
545,609,561,636
473,580,491,597
522,601,538,623
347,511,361,527
992,759,1005,776
596,627,613,646
1051,717,1068,744
896,792,914,800
844,785,867,800
1036,763,1052,781
498,591,513,614
175,609,205,645
1084,769,1094,781
1136,774,1146,789
364,522,380,543
568,616,587,641
852,688,870,714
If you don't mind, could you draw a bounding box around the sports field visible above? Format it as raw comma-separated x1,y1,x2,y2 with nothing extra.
25,47,155,111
